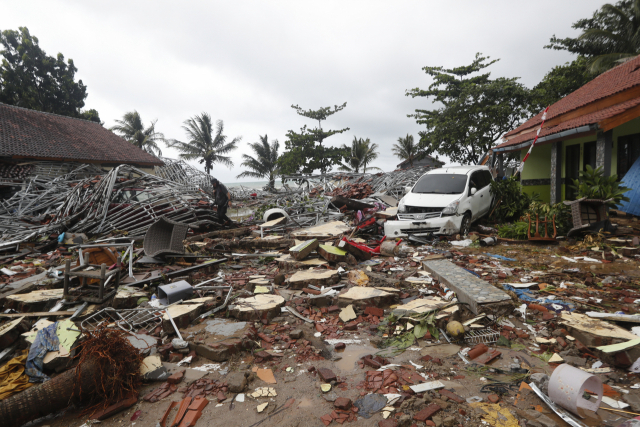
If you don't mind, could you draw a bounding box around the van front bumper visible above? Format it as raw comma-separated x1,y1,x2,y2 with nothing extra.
384,215,463,237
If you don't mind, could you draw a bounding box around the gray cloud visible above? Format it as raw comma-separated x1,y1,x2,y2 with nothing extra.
1,0,605,181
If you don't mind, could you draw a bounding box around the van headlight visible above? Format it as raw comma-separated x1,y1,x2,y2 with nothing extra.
442,200,459,215
398,199,406,213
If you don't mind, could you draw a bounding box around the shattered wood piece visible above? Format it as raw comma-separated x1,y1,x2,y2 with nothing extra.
276,254,328,271
0,316,28,348
289,239,319,261
230,295,285,321
287,269,340,290
317,244,348,263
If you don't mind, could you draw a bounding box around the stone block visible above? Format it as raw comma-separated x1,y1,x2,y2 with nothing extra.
287,269,340,290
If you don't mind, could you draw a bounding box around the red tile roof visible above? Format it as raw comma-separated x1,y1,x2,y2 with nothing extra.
497,55,640,150
0,103,164,166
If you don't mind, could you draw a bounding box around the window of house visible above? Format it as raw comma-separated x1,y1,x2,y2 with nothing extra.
618,133,640,178
565,144,581,200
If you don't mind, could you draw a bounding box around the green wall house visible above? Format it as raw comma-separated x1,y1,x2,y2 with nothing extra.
491,57,640,204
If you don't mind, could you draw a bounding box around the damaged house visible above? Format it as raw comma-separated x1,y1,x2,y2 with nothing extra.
492,56,640,205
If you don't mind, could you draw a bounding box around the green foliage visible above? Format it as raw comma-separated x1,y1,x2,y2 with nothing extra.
528,57,594,116
527,201,573,236
339,137,381,173
80,108,102,124
237,134,280,188
546,0,640,73
498,222,529,240
406,53,530,165
0,27,98,120
168,113,240,174
278,103,350,175
111,110,164,156
489,176,538,223
392,134,423,168
569,164,631,206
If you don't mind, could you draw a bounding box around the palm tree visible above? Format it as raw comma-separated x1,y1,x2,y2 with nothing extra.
236,134,280,188
167,113,240,174
392,134,420,168
339,137,381,173
578,1,640,73
360,138,380,173
110,110,164,156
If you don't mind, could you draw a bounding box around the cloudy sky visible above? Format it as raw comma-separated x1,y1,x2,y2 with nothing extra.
2,1,605,183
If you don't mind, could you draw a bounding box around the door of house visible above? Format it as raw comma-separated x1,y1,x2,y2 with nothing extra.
618,133,640,179
583,141,597,171
566,144,581,200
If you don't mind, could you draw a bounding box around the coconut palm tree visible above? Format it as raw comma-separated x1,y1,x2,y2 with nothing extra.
236,134,280,188
110,110,164,156
578,0,640,73
339,137,381,173
392,134,420,168
360,138,381,173
167,113,240,174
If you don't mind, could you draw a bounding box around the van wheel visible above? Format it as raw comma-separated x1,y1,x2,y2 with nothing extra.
460,213,472,236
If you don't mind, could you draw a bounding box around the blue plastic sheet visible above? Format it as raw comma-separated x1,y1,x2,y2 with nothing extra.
502,284,574,311
484,253,516,261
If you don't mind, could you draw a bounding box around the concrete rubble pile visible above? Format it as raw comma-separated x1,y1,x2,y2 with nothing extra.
1,166,640,427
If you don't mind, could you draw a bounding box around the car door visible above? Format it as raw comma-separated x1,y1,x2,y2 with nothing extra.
467,171,485,220
476,170,493,216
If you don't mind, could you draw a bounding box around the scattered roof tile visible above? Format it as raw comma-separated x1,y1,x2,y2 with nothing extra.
0,103,164,166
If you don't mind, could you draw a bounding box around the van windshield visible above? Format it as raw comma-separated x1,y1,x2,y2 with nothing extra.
412,174,467,194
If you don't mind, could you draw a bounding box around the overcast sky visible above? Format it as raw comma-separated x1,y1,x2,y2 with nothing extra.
2,0,605,182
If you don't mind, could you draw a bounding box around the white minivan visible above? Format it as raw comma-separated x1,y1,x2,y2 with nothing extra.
384,165,494,237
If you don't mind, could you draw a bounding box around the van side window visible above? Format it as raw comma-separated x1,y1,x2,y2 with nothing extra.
469,171,482,192
482,170,493,187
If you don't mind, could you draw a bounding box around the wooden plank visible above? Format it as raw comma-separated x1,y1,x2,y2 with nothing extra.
0,311,76,318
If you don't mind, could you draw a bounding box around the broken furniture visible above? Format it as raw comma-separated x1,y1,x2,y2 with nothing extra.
526,214,557,241
63,257,121,304
563,197,614,237
72,240,136,278
143,216,190,258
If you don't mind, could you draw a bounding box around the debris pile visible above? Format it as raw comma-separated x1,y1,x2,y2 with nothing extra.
1,160,640,427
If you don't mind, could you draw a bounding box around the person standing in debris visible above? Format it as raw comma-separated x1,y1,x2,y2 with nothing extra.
210,178,232,225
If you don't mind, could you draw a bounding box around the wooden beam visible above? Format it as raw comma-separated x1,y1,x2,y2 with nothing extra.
598,102,640,131
0,311,76,318
544,84,640,129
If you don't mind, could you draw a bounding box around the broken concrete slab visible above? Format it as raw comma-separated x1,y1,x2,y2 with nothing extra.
276,254,328,271
339,304,357,322
392,297,456,317
291,221,351,239
113,287,148,309
5,288,64,311
317,244,348,263
162,303,204,331
287,269,340,290
422,259,512,314
289,239,319,261
230,294,285,321
560,312,639,347
338,287,396,308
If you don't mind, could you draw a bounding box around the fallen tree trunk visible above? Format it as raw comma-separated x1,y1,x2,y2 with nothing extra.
0,359,99,427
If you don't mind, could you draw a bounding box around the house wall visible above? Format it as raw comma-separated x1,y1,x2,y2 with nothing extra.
520,143,552,204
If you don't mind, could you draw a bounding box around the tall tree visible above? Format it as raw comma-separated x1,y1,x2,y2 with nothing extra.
0,27,101,123
392,134,421,168
546,0,640,73
528,57,594,116
339,137,380,173
236,134,280,188
111,111,164,156
278,103,350,175
168,113,240,174
406,53,530,165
